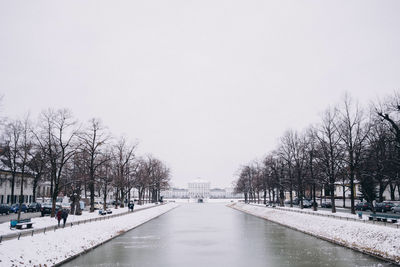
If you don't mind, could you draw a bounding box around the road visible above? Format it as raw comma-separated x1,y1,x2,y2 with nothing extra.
0,212,42,224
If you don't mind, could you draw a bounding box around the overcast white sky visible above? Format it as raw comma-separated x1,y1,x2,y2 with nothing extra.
1,1,400,188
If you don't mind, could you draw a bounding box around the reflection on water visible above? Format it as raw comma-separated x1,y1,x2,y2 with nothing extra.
63,203,393,267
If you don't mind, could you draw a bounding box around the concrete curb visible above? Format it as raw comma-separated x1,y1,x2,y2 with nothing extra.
228,203,400,266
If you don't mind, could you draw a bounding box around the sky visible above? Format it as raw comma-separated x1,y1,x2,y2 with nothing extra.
1,0,400,188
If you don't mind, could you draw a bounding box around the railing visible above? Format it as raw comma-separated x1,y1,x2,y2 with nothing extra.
0,203,164,243
249,204,400,229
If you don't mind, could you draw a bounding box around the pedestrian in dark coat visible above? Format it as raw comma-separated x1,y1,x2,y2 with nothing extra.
62,209,69,227
128,201,134,212
56,210,62,227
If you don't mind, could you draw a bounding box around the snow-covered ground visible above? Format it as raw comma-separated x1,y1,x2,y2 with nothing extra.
250,203,373,221
0,202,178,266
0,203,156,236
230,202,400,264
164,198,241,203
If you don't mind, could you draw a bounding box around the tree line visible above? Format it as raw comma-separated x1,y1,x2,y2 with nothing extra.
0,104,170,220
234,92,400,214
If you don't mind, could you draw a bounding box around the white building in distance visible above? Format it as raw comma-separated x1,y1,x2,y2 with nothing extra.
188,178,210,199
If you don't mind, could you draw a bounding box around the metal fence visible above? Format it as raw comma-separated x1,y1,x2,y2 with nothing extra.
249,204,400,229
0,203,164,243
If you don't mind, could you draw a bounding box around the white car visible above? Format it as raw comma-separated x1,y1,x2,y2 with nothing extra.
392,204,400,213
94,202,104,210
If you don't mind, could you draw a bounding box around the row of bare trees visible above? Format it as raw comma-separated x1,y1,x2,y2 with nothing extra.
0,107,170,220
234,92,400,214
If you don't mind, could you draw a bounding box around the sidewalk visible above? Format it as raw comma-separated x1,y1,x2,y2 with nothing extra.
250,203,400,229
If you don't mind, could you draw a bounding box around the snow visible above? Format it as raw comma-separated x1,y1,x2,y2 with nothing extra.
250,203,371,220
0,203,178,266
231,202,400,264
164,198,240,203
0,203,156,236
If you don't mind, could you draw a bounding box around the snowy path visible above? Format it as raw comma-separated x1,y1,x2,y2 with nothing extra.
250,203,400,229
230,202,400,264
0,203,156,239
0,202,178,266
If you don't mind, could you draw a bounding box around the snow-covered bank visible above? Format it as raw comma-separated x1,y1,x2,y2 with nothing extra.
0,203,178,266
164,198,241,203
230,202,400,264
0,203,156,236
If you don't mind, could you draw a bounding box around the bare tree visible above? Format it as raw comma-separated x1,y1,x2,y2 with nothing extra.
338,94,370,214
16,116,33,221
78,118,110,212
316,107,344,213
113,137,136,208
98,148,114,210
34,109,78,216
278,130,296,207
0,119,23,204
27,146,47,203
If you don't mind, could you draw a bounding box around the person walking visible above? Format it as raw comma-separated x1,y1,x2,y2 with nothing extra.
128,201,134,212
62,209,69,228
56,209,62,227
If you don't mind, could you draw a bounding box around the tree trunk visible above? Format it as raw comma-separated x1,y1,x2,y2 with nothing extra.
342,184,346,208
330,181,336,213
89,178,95,212
32,175,39,203
312,183,317,211
263,189,266,205
389,183,395,201
11,173,16,204
17,174,25,221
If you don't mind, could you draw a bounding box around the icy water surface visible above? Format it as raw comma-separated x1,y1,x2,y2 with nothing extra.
64,203,393,267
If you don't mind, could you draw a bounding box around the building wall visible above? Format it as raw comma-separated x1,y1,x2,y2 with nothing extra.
188,179,210,199
0,170,34,204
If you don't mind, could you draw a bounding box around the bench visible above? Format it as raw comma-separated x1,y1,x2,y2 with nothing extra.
368,214,400,223
10,219,34,229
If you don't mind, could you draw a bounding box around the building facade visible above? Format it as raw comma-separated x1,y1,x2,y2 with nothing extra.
188,179,210,199
0,170,35,204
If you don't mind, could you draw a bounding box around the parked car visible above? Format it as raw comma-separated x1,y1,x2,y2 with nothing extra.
27,202,42,212
284,198,299,205
0,204,10,215
392,204,400,213
41,203,61,216
10,203,27,213
98,209,107,215
375,202,394,212
320,202,332,208
302,200,313,208
355,202,372,211
94,202,103,210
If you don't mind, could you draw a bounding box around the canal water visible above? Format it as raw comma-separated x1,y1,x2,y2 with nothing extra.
64,203,392,267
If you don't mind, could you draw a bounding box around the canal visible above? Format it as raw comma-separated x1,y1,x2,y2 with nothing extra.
64,203,392,267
